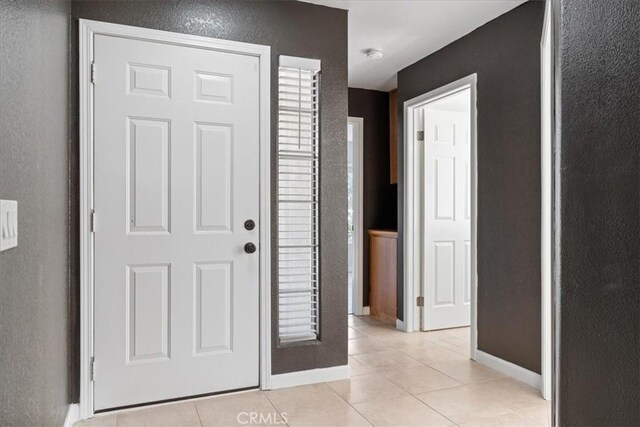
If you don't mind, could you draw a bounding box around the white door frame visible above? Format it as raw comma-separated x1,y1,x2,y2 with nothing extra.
348,117,364,315
540,0,554,402
79,19,271,418
402,74,478,354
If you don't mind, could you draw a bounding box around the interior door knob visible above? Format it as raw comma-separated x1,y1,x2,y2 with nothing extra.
244,242,257,254
244,219,255,230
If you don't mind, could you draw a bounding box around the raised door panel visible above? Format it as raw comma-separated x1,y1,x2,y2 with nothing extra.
434,157,456,221
434,241,455,307
194,123,233,233
127,63,172,98
127,117,171,234
127,264,170,362
194,262,233,355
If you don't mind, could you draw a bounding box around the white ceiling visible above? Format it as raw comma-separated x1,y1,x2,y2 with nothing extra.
299,0,526,91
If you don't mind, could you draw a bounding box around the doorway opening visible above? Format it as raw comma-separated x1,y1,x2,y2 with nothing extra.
403,74,477,349
347,117,364,316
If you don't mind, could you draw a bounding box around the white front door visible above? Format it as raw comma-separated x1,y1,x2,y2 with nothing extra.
93,33,260,410
422,101,471,330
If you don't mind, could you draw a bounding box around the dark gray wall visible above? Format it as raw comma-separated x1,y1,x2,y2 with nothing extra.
557,0,640,424
70,0,348,378
0,0,71,425
348,88,397,307
396,1,544,373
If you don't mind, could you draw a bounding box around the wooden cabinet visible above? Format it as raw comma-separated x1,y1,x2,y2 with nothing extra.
368,229,397,325
389,89,398,184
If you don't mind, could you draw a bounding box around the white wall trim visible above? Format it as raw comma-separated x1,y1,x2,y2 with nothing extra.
362,306,370,316
269,365,350,390
540,0,554,402
79,19,271,418
396,318,407,332
403,75,478,355
279,55,321,72
348,117,365,316
476,350,542,390
63,404,80,427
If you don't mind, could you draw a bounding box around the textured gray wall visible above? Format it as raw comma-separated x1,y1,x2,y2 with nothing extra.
348,88,397,307
396,1,544,373
0,0,71,425
557,0,640,424
70,0,348,378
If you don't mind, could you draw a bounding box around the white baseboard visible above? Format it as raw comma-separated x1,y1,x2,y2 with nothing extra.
396,318,408,331
268,365,350,390
361,306,370,315
475,350,541,390
63,404,80,427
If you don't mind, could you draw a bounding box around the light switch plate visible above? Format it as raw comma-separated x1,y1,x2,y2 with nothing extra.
0,200,18,251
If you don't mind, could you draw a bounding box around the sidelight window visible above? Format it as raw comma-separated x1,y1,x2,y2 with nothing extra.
277,55,321,343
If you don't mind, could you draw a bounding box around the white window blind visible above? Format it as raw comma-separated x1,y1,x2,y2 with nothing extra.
277,56,321,343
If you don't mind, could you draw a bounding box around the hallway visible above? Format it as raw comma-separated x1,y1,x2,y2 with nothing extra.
77,315,549,426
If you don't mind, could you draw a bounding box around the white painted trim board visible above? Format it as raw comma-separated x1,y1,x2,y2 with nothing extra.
540,0,554,402
269,365,350,390
348,117,365,316
63,404,80,427
476,350,542,390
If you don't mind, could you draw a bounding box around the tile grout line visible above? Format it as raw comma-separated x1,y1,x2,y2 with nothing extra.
395,343,510,387
323,381,375,427
192,400,204,427
405,393,460,427
261,389,291,427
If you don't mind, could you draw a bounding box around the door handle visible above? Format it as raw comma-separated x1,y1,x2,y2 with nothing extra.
244,219,255,230
244,242,257,254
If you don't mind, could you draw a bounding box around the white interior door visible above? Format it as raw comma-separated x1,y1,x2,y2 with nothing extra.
93,34,260,410
422,102,471,330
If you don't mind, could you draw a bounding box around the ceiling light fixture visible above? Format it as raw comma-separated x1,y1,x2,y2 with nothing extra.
364,48,384,60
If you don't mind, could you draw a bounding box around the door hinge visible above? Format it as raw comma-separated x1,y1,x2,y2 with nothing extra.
90,357,96,381
416,130,424,142
90,210,96,233
91,62,96,84
416,296,424,307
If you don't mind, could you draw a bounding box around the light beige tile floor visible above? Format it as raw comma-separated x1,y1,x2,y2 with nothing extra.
76,315,549,427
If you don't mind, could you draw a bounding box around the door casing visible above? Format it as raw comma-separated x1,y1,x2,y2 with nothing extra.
540,0,554,404
402,75,478,353
79,19,271,419
348,117,364,316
